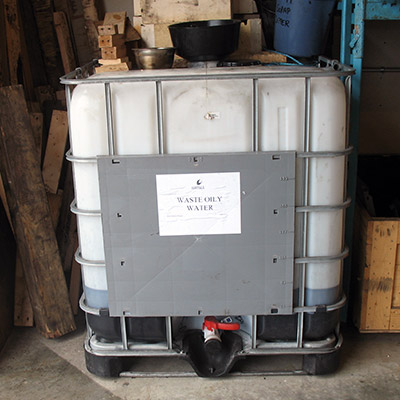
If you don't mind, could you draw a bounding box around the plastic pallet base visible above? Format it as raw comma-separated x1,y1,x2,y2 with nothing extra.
84,345,341,378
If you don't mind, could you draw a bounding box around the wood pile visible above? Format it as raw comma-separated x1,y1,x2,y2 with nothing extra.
96,12,130,74
0,0,110,339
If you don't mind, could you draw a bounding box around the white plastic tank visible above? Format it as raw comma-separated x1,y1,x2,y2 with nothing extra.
68,66,347,310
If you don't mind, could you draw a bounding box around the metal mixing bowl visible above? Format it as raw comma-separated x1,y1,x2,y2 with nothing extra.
133,47,176,69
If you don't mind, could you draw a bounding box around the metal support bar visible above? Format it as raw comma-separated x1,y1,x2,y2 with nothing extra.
120,316,128,350
70,200,101,216
251,315,257,349
156,81,165,155
252,79,259,152
166,316,173,350
105,83,115,156
297,77,311,349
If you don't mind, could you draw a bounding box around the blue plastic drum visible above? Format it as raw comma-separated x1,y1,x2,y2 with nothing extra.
274,0,336,57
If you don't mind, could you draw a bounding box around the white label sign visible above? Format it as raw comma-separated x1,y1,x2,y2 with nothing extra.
156,172,241,236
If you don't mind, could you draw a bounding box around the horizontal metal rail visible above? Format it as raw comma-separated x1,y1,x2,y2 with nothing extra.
295,197,351,213
60,59,355,86
67,148,352,164
70,200,101,216
295,246,349,264
293,294,346,314
75,249,105,267
84,333,343,358
297,146,353,158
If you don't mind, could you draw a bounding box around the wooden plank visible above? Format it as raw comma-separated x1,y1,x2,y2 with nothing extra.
27,102,41,113
29,112,43,162
99,57,129,65
0,199,16,349
98,34,125,48
47,190,63,228
95,63,130,73
31,0,65,91
68,0,93,65
352,202,372,330
392,263,400,308
35,85,56,111
53,11,76,74
101,46,127,60
56,90,67,109
125,20,141,42
81,0,100,59
42,110,69,194
390,308,400,330
56,163,77,274
0,174,11,225
0,0,10,86
13,256,34,327
363,220,398,330
396,245,400,264
18,0,48,88
103,11,127,34
0,85,75,338
69,236,81,315
3,0,21,85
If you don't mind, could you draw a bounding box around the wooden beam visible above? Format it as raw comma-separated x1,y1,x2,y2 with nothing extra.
68,0,93,65
3,0,21,85
0,199,16,348
42,110,69,194
81,0,100,59
53,11,76,74
0,85,75,338
69,237,81,315
13,256,34,327
0,0,10,86
29,112,43,162
364,220,398,330
56,162,78,274
18,0,48,88
95,63,129,73
31,0,64,91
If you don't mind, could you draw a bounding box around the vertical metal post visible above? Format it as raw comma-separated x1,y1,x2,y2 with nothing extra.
120,316,128,350
297,77,311,348
251,315,257,349
156,81,165,155
252,78,259,152
65,85,74,152
166,316,173,350
251,78,259,348
340,75,353,299
105,83,115,156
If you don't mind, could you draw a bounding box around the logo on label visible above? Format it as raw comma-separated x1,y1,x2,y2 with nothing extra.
192,179,204,190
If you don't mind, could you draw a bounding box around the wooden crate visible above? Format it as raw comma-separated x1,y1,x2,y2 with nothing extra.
352,201,400,332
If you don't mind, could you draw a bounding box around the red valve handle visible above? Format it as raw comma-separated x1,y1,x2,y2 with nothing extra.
203,316,240,331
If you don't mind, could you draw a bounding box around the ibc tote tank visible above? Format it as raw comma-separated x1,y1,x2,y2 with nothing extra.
64,60,353,377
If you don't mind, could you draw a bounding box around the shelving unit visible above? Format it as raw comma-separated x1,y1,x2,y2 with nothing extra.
339,0,400,298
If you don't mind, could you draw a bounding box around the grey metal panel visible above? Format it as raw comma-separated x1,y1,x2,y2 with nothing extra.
98,152,296,317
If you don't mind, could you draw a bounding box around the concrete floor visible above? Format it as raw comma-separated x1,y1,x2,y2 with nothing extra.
0,315,399,400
